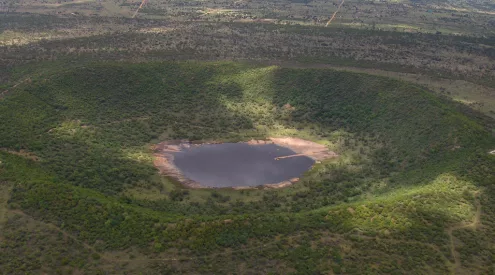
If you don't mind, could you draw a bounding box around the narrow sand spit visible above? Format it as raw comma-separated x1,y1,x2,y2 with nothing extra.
153,137,338,189
268,137,338,161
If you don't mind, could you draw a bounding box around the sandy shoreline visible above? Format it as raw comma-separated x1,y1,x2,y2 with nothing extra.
152,137,338,189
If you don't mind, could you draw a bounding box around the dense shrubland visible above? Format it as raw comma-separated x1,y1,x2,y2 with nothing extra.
0,62,494,273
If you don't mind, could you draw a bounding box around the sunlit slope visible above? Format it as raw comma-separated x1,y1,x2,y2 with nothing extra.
1,62,494,274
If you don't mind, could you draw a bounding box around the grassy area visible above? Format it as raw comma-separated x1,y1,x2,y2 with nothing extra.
0,61,494,273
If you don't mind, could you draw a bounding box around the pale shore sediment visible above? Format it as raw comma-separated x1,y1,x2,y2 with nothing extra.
152,137,338,189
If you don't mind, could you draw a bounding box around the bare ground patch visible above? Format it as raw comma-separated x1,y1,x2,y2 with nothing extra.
0,148,40,161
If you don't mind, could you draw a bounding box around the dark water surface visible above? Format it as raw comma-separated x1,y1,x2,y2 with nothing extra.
173,143,315,188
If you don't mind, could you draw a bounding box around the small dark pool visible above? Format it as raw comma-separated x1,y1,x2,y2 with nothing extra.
173,143,315,188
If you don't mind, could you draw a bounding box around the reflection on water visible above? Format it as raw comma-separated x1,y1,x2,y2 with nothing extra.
173,143,315,188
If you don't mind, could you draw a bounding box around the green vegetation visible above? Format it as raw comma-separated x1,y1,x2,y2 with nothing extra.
1,1,494,273
1,61,494,273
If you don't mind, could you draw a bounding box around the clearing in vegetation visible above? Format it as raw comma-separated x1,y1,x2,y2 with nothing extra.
154,137,337,189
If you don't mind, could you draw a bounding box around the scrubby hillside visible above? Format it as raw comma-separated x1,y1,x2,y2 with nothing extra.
1,62,494,274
